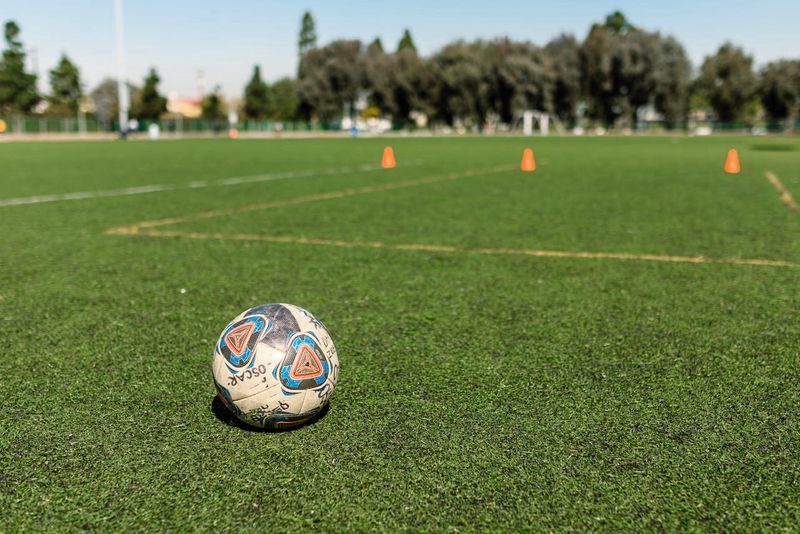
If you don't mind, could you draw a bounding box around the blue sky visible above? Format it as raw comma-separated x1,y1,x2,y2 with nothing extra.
4,0,799,98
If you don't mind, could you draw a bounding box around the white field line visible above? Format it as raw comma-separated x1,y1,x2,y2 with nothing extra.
105,165,513,235
0,184,170,207
0,160,423,208
103,163,799,269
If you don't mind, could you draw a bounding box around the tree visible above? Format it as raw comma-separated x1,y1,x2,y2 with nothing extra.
365,39,394,115
201,86,226,121
485,39,553,124
243,65,269,119
759,60,800,123
298,11,317,57
652,35,692,127
604,11,634,34
49,54,82,114
266,78,299,121
397,29,417,53
432,41,491,126
544,34,582,124
581,12,661,127
581,19,626,125
297,40,365,122
391,48,435,125
364,37,436,125
369,38,384,53
89,78,138,126
132,68,166,120
0,21,39,114
695,43,757,124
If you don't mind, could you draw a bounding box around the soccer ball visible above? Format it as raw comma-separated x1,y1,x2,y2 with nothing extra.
212,303,339,430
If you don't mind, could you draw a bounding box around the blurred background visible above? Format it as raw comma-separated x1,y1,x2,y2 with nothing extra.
0,0,799,137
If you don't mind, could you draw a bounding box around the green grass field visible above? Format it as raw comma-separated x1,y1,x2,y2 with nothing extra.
1,135,799,531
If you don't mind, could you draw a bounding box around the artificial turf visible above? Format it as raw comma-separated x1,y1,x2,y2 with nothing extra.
1,135,798,531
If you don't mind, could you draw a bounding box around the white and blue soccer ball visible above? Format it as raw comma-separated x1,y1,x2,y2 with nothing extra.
212,303,339,430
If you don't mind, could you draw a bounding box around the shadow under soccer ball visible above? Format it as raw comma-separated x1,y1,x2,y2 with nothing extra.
210,395,331,432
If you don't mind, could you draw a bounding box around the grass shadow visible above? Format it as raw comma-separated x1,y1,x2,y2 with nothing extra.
751,143,796,152
210,395,331,433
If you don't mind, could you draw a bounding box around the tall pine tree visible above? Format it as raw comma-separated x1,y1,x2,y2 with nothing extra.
266,78,298,121
298,12,317,57
49,54,82,114
0,21,39,114
132,68,167,120
243,65,269,119
397,29,417,53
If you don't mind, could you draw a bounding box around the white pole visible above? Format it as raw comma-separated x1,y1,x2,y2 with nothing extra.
522,110,533,136
114,0,130,138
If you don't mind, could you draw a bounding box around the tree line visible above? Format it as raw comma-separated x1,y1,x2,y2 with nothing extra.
289,11,800,129
0,19,172,124
1,12,799,130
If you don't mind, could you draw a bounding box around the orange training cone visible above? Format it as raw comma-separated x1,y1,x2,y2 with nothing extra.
724,149,741,174
520,148,536,172
382,146,397,169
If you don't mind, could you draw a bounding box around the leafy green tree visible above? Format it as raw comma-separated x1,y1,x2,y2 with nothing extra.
0,21,39,113
365,39,393,115
297,40,365,122
485,39,553,123
266,78,299,121
759,60,800,122
392,48,435,125
695,43,757,124
604,11,634,34
364,37,436,125
89,78,138,126
581,19,626,125
397,29,417,53
132,68,166,120
432,41,491,126
652,35,692,127
581,12,664,127
689,81,711,117
298,11,317,57
243,65,269,118
49,54,82,114
201,86,226,121
544,34,582,124
369,38,384,53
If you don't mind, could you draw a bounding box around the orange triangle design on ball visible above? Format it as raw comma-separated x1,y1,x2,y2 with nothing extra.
225,322,255,356
290,344,324,380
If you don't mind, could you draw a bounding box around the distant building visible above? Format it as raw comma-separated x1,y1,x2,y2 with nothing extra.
167,92,202,118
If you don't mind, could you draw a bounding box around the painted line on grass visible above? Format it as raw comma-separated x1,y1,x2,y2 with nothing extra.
0,184,171,207
104,164,798,268
764,171,799,212
0,160,422,208
121,228,800,268
105,164,514,235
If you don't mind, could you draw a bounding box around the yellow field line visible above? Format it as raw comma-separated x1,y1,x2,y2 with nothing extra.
105,164,798,268
764,171,799,211
105,165,514,235
127,228,799,268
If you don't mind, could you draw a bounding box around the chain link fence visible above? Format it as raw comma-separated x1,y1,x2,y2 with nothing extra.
0,116,340,136
1,115,798,136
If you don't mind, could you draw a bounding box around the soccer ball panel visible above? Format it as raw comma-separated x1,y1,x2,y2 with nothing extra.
212,303,339,430
213,343,283,401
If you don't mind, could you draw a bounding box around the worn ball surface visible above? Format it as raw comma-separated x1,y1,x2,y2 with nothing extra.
212,303,339,430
